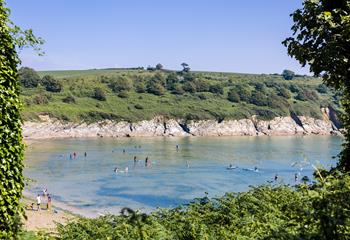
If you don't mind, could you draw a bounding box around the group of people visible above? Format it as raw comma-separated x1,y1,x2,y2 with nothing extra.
27,188,52,211
69,151,87,160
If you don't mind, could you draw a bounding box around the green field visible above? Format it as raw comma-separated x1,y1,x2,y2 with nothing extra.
20,68,340,123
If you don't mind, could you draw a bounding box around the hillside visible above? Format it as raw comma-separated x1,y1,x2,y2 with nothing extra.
19,68,341,123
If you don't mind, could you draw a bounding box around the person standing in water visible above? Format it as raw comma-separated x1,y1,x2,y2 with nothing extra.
145,157,149,167
84,152,87,157
123,149,126,154
134,156,137,163
69,154,72,160
274,174,278,181
73,152,77,159
295,173,298,182
176,145,179,151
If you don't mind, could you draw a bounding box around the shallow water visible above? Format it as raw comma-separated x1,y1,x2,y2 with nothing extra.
24,136,342,215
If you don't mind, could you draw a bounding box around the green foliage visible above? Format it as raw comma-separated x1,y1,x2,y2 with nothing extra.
316,84,328,94
62,95,76,104
282,69,295,80
296,89,319,101
146,81,166,96
92,87,106,101
109,76,133,93
208,84,223,95
18,67,41,88
283,0,350,171
227,89,240,103
41,75,62,92
49,174,350,240
0,0,28,237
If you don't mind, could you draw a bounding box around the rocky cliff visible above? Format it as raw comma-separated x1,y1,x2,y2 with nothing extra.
23,108,342,139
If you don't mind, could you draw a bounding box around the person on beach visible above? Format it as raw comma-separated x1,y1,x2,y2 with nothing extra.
36,194,41,211
47,194,52,211
43,188,48,197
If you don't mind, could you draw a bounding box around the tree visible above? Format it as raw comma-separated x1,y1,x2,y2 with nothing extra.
283,0,350,171
0,1,43,238
41,75,62,92
146,81,166,96
155,63,163,70
209,84,224,95
181,62,190,72
282,69,295,80
18,67,41,88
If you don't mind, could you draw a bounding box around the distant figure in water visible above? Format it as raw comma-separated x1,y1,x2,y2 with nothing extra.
125,167,129,173
114,167,119,173
73,152,77,159
145,157,149,167
254,167,258,172
176,145,179,151
123,149,126,154
295,173,298,182
134,156,137,163
138,145,141,148
84,152,87,157
186,160,190,168
47,194,52,211
227,164,237,170
274,174,278,181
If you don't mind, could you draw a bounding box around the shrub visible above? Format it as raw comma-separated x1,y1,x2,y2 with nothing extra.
227,89,240,103
296,89,319,101
193,79,210,92
118,91,129,98
282,69,295,80
135,82,146,93
134,104,143,109
289,84,300,93
277,87,291,99
18,67,41,88
93,88,107,101
33,94,49,105
209,84,224,95
109,76,133,92
62,95,76,104
316,84,328,94
249,90,268,106
171,84,184,95
166,72,179,90
41,75,62,92
147,81,166,96
182,81,197,93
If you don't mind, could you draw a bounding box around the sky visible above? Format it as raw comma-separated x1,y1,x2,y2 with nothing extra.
7,1,309,74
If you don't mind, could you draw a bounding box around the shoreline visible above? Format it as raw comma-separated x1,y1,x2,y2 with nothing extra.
22,110,342,139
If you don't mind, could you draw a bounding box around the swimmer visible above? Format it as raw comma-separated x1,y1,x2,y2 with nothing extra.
227,164,238,170
145,157,149,166
254,167,258,172
274,174,278,181
114,167,119,173
134,156,137,163
123,149,126,154
84,152,87,157
295,173,298,182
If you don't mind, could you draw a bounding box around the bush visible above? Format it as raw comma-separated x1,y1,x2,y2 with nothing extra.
93,88,107,101
18,67,41,88
282,69,295,80
118,91,129,98
227,89,240,103
135,82,146,93
33,94,49,105
249,90,268,106
53,174,350,240
296,89,319,101
277,86,291,99
147,81,166,96
62,95,76,104
171,84,184,95
289,84,300,93
134,104,143,109
182,81,197,93
109,76,133,92
209,84,224,95
316,84,328,94
41,75,62,92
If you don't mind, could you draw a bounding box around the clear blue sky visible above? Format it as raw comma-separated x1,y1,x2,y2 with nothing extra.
8,1,308,74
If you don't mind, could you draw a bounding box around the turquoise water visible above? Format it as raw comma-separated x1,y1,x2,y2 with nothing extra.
24,136,342,215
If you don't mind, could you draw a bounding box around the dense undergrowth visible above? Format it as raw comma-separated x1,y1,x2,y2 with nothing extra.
19,68,340,123
22,173,350,240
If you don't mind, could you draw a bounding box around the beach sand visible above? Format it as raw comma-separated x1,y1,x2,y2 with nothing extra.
22,195,75,232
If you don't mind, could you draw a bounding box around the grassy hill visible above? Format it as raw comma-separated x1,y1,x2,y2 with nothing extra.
19,68,341,123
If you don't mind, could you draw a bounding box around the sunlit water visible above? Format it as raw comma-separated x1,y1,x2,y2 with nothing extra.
24,136,342,216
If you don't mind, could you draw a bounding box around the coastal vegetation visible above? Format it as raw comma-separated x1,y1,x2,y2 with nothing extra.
19,67,340,123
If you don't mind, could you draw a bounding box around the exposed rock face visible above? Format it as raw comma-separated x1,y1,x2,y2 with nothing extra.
23,108,343,139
